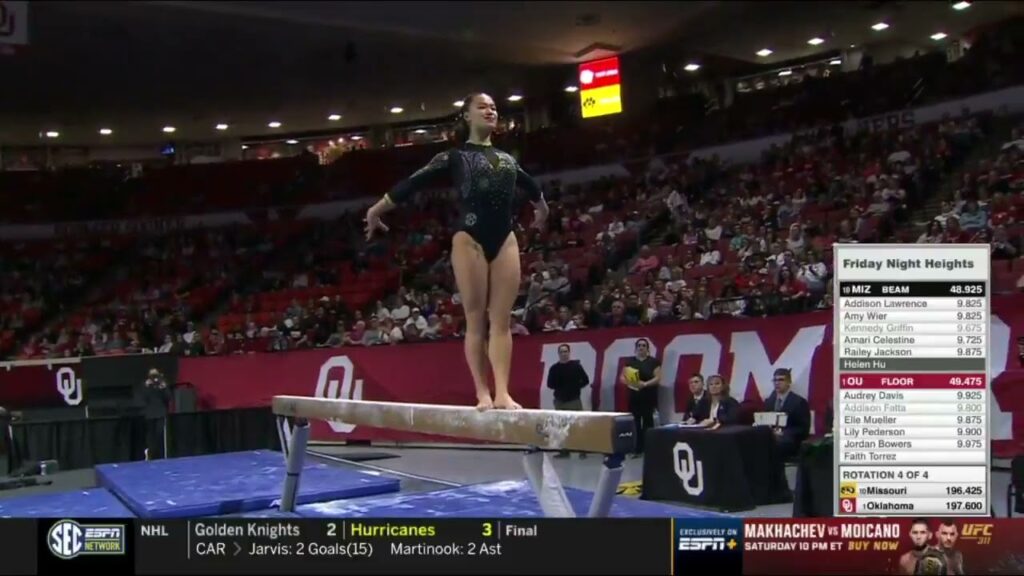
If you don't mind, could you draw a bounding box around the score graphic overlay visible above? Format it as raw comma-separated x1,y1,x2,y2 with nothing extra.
578,56,622,119
833,244,990,517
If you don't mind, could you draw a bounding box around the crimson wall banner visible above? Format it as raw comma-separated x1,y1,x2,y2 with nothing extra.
177,295,1024,446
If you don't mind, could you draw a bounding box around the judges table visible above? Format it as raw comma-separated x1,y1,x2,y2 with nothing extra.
641,424,793,512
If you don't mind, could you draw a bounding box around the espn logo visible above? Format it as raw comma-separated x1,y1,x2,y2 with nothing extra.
48,521,126,559
678,537,735,551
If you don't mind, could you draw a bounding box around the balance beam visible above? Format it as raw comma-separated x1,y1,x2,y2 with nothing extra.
272,396,636,518
272,396,635,454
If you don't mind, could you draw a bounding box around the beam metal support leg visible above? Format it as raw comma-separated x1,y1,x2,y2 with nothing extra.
587,453,624,518
280,418,309,513
523,448,575,518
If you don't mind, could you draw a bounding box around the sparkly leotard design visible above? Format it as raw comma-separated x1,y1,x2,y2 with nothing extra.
387,143,543,261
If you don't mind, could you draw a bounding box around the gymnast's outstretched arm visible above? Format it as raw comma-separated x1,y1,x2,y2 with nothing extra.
365,151,453,237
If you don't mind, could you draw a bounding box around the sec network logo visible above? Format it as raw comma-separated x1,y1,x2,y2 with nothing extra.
48,520,126,559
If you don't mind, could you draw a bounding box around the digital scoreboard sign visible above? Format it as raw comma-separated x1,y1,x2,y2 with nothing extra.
578,56,622,119
833,244,991,517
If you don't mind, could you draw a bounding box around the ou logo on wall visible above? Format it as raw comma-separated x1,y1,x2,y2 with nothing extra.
673,442,704,496
56,366,83,406
313,356,364,433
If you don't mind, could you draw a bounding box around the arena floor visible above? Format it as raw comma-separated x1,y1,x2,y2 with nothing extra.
0,448,1015,518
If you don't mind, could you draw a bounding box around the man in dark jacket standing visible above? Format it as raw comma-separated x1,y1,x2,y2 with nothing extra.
547,344,590,458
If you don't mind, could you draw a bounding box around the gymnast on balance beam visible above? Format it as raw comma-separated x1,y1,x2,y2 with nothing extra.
364,92,549,411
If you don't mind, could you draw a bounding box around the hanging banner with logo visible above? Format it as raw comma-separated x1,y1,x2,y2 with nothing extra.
178,295,1024,446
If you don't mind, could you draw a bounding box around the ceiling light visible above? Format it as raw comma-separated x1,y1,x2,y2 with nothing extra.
215,123,229,131
241,145,249,150
931,32,948,41
756,48,773,57
162,126,176,133
328,114,342,121
390,107,404,114
350,135,363,141
414,129,427,134
684,63,701,72
564,85,579,93
99,128,113,136
44,131,59,138
286,139,299,145
953,1,970,10
453,100,464,107
807,37,825,46
778,69,793,77
872,22,889,31
507,94,523,102
830,59,843,66
268,121,282,128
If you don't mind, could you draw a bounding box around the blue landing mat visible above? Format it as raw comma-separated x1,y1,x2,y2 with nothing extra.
0,488,135,518
96,450,400,518
296,480,727,518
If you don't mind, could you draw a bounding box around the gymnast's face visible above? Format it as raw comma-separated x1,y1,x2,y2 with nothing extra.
464,93,498,132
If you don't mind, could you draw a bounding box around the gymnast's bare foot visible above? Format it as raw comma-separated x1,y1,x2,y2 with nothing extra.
475,394,494,411
492,394,522,410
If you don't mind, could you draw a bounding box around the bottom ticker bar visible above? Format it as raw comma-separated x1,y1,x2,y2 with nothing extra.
19,517,1024,575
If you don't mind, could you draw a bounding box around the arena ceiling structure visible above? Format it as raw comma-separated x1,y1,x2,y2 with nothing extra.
0,1,1020,147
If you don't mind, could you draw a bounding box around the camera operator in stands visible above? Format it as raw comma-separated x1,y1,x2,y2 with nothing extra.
764,368,810,460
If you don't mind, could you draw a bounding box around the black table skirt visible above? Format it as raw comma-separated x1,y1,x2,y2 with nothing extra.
641,425,793,512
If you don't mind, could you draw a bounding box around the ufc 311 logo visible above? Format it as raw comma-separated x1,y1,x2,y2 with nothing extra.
673,442,704,496
56,366,83,406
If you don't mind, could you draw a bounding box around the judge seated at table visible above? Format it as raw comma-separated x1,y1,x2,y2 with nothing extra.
682,373,709,424
693,375,740,429
763,368,810,459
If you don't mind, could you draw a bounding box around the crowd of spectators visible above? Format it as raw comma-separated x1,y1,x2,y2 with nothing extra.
2,28,1023,360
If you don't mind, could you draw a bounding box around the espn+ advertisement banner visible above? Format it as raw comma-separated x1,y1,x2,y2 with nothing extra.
671,518,1021,575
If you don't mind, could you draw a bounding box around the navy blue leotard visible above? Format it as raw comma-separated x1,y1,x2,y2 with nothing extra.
386,143,544,262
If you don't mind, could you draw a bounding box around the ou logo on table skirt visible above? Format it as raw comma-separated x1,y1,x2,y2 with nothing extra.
673,442,704,496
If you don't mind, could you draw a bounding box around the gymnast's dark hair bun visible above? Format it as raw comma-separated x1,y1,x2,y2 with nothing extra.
452,93,484,144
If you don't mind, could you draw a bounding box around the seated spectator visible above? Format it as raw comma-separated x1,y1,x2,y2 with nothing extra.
510,313,530,336
704,216,723,241
777,266,809,313
785,223,806,255
696,239,722,267
405,307,428,332
630,246,660,276
439,314,461,338
917,221,943,243
323,321,347,348
796,252,829,297
402,322,422,344
991,226,1019,260
657,255,676,281
604,300,637,327
382,317,403,345
361,318,384,346
694,374,740,428
764,368,811,460
958,199,987,232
